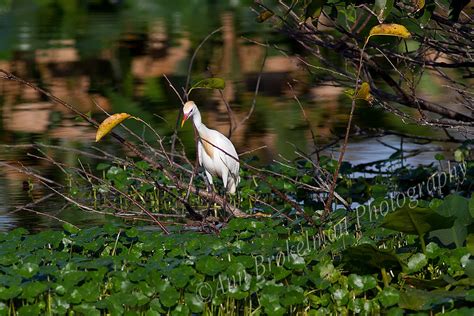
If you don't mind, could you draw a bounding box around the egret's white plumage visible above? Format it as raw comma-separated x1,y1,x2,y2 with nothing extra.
181,101,240,194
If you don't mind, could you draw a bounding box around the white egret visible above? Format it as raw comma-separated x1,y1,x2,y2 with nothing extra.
181,101,240,194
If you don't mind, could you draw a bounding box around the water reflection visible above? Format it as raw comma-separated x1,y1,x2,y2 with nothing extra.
0,0,454,230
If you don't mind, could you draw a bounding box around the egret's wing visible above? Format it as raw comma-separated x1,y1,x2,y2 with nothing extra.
197,141,203,167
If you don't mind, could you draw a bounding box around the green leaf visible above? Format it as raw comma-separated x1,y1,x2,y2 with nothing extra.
184,293,204,313
172,304,190,316
454,148,466,162
425,242,442,259
417,1,435,26
190,78,225,91
469,193,474,218
135,160,150,170
260,283,286,316
305,0,326,21
467,234,474,256
160,286,179,308
51,295,70,315
431,222,467,248
381,206,456,236
18,263,39,278
399,287,463,311
407,253,428,273
431,195,471,247
0,286,22,300
373,0,394,22
63,223,80,234
169,266,195,288
378,286,400,307
436,194,470,220
196,257,226,276
342,244,403,274
21,282,48,299
281,285,304,306
348,274,377,292
17,304,41,316
149,298,166,313
467,289,474,302
0,302,7,315
96,163,110,171
74,303,100,316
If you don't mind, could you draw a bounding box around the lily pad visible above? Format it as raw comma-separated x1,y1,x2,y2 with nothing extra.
381,206,455,235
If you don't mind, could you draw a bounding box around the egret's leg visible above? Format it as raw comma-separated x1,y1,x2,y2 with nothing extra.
204,170,214,192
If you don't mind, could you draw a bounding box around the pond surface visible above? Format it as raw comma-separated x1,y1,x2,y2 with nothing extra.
0,0,459,231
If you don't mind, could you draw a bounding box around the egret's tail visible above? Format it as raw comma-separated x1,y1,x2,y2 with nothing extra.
227,175,240,194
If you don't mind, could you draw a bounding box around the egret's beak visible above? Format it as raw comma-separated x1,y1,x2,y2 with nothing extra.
181,113,189,128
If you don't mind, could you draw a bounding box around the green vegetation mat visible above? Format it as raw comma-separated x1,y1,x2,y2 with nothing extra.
1,207,474,315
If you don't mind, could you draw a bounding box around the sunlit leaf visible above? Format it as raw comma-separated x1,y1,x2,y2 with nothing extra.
367,23,411,41
95,113,131,142
407,253,428,273
354,82,374,103
256,10,274,23
191,78,225,90
414,0,425,12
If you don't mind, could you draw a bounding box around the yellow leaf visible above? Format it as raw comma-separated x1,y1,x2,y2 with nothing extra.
368,23,411,40
95,113,131,142
354,82,374,103
256,10,274,23
414,0,425,12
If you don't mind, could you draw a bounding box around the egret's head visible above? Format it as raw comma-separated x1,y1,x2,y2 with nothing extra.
181,101,197,127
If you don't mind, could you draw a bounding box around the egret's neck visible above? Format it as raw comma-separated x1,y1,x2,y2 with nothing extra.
191,108,205,132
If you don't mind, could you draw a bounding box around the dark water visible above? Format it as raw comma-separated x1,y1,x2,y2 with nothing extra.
0,0,457,231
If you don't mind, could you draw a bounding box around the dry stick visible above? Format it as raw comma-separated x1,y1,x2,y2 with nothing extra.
8,193,55,215
184,27,224,96
290,146,349,209
0,71,243,224
287,82,319,160
238,145,267,157
322,37,369,221
0,143,109,160
233,46,268,131
36,150,189,229
0,161,60,186
169,27,223,158
218,89,236,138
1,160,110,217
22,207,80,229
251,195,293,221
260,175,314,224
